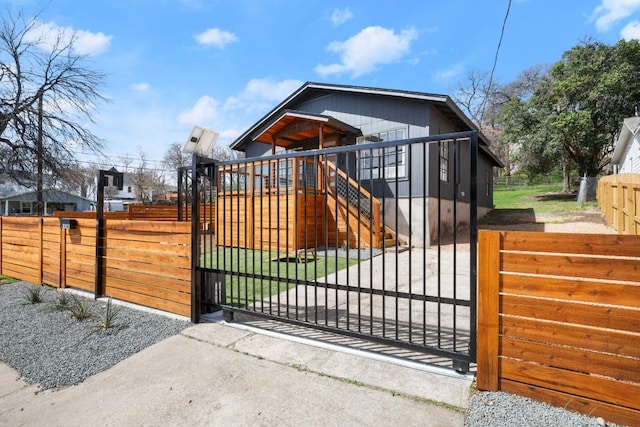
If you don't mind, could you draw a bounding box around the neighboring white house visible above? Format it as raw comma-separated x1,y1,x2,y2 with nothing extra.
101,167,137,211
612,116,640,174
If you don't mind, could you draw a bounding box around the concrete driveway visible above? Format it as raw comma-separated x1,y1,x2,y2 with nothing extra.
0,321,472,426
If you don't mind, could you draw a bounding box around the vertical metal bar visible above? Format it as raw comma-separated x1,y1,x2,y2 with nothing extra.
259,160,265,314
251,161,262,311
407,143,413,343
394,145,399,340
368,147,374,336
469,133,479,361
316,154,328,326
344,153,350,331
223,163,230,308
422,141,428,345
268,161,273,315
381,146,386,337
452,138,458,352
355,150,363,333
314,155,319,324
285,159,291,319
300,157,308,322
212,164,220,308
95,170,105,299
190,154,201,323
276,160,282,317
332,156,339,329
437,141,442,348
241,163,248,310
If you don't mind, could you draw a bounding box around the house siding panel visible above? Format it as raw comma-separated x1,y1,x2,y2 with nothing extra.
618,133,640,174
240,87,499,210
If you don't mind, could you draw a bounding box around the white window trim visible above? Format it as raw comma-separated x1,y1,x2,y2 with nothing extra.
357,128,407,180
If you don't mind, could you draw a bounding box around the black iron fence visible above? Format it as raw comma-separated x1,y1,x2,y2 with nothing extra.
188,131,478,372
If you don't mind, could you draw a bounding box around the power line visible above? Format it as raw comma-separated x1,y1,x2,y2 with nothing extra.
73,158,179,174
479,0,512,125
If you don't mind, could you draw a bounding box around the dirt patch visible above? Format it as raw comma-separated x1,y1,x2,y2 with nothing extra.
479,207,615,234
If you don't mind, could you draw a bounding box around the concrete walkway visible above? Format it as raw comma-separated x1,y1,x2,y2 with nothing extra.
0,321,473,426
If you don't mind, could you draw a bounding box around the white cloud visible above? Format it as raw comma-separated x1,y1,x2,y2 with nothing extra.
177,96,220,125
130,83,150,92
224,78,303,112
621,20,640,38
73,29,112,55
592,0,640,31
315,26,418,78
25,19,111,56
195,28,238,48
330,8,353,26
434,62,465,83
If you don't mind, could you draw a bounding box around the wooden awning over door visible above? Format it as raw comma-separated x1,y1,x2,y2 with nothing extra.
251,109,361,152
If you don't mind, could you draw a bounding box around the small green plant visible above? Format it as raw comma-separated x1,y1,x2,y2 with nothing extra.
55,291,73,308
21,284,44,304
60,294,92,320
97,298,119,330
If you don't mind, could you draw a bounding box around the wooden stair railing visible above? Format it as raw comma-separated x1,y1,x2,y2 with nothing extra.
322,160,399,248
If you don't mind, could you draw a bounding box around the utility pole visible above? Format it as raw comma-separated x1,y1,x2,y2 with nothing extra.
37,92,43,216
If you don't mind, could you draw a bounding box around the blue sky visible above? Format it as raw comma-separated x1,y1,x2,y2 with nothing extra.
7,0,640,176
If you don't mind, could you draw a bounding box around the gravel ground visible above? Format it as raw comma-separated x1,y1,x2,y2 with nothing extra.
0,281,190,390
0,281,628,426
465,391,623,427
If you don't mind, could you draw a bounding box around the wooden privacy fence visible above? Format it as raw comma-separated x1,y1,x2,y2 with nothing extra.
54,205,214,226
597,173,640,235
477,230,640,426
0,216,192,317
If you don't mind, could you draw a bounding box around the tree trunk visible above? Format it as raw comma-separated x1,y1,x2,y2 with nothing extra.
562,163,571,194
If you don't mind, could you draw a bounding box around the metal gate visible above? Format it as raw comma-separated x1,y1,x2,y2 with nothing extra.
186,132,478,372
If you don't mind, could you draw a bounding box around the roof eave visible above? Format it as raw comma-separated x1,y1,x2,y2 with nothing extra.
230,82,451,151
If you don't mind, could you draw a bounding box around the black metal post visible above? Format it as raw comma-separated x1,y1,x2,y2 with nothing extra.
95,169,123,299
469,132,479,363
190,154,201,323
95,170,105,298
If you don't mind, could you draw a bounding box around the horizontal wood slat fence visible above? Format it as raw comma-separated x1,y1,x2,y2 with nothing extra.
477,230,640,427
0,216,192,317
597,173,640,235
53,205,214,227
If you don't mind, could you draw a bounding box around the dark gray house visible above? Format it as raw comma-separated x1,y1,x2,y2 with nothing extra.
229,82,502,246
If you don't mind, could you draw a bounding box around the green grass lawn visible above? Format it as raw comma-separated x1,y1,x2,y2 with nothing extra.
0,275,17,285
202,248,358,306
492,183,598,212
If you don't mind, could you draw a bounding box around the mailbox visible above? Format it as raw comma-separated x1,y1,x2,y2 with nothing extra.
59,218,78,230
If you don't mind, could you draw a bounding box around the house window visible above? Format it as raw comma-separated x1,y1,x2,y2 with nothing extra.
440,141,449,182
357,128,407,179
127,186,132,193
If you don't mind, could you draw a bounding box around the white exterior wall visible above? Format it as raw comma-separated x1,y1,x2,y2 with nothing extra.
618,132,640,174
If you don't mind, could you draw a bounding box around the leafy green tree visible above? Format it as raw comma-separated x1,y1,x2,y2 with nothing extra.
527,39,640,178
